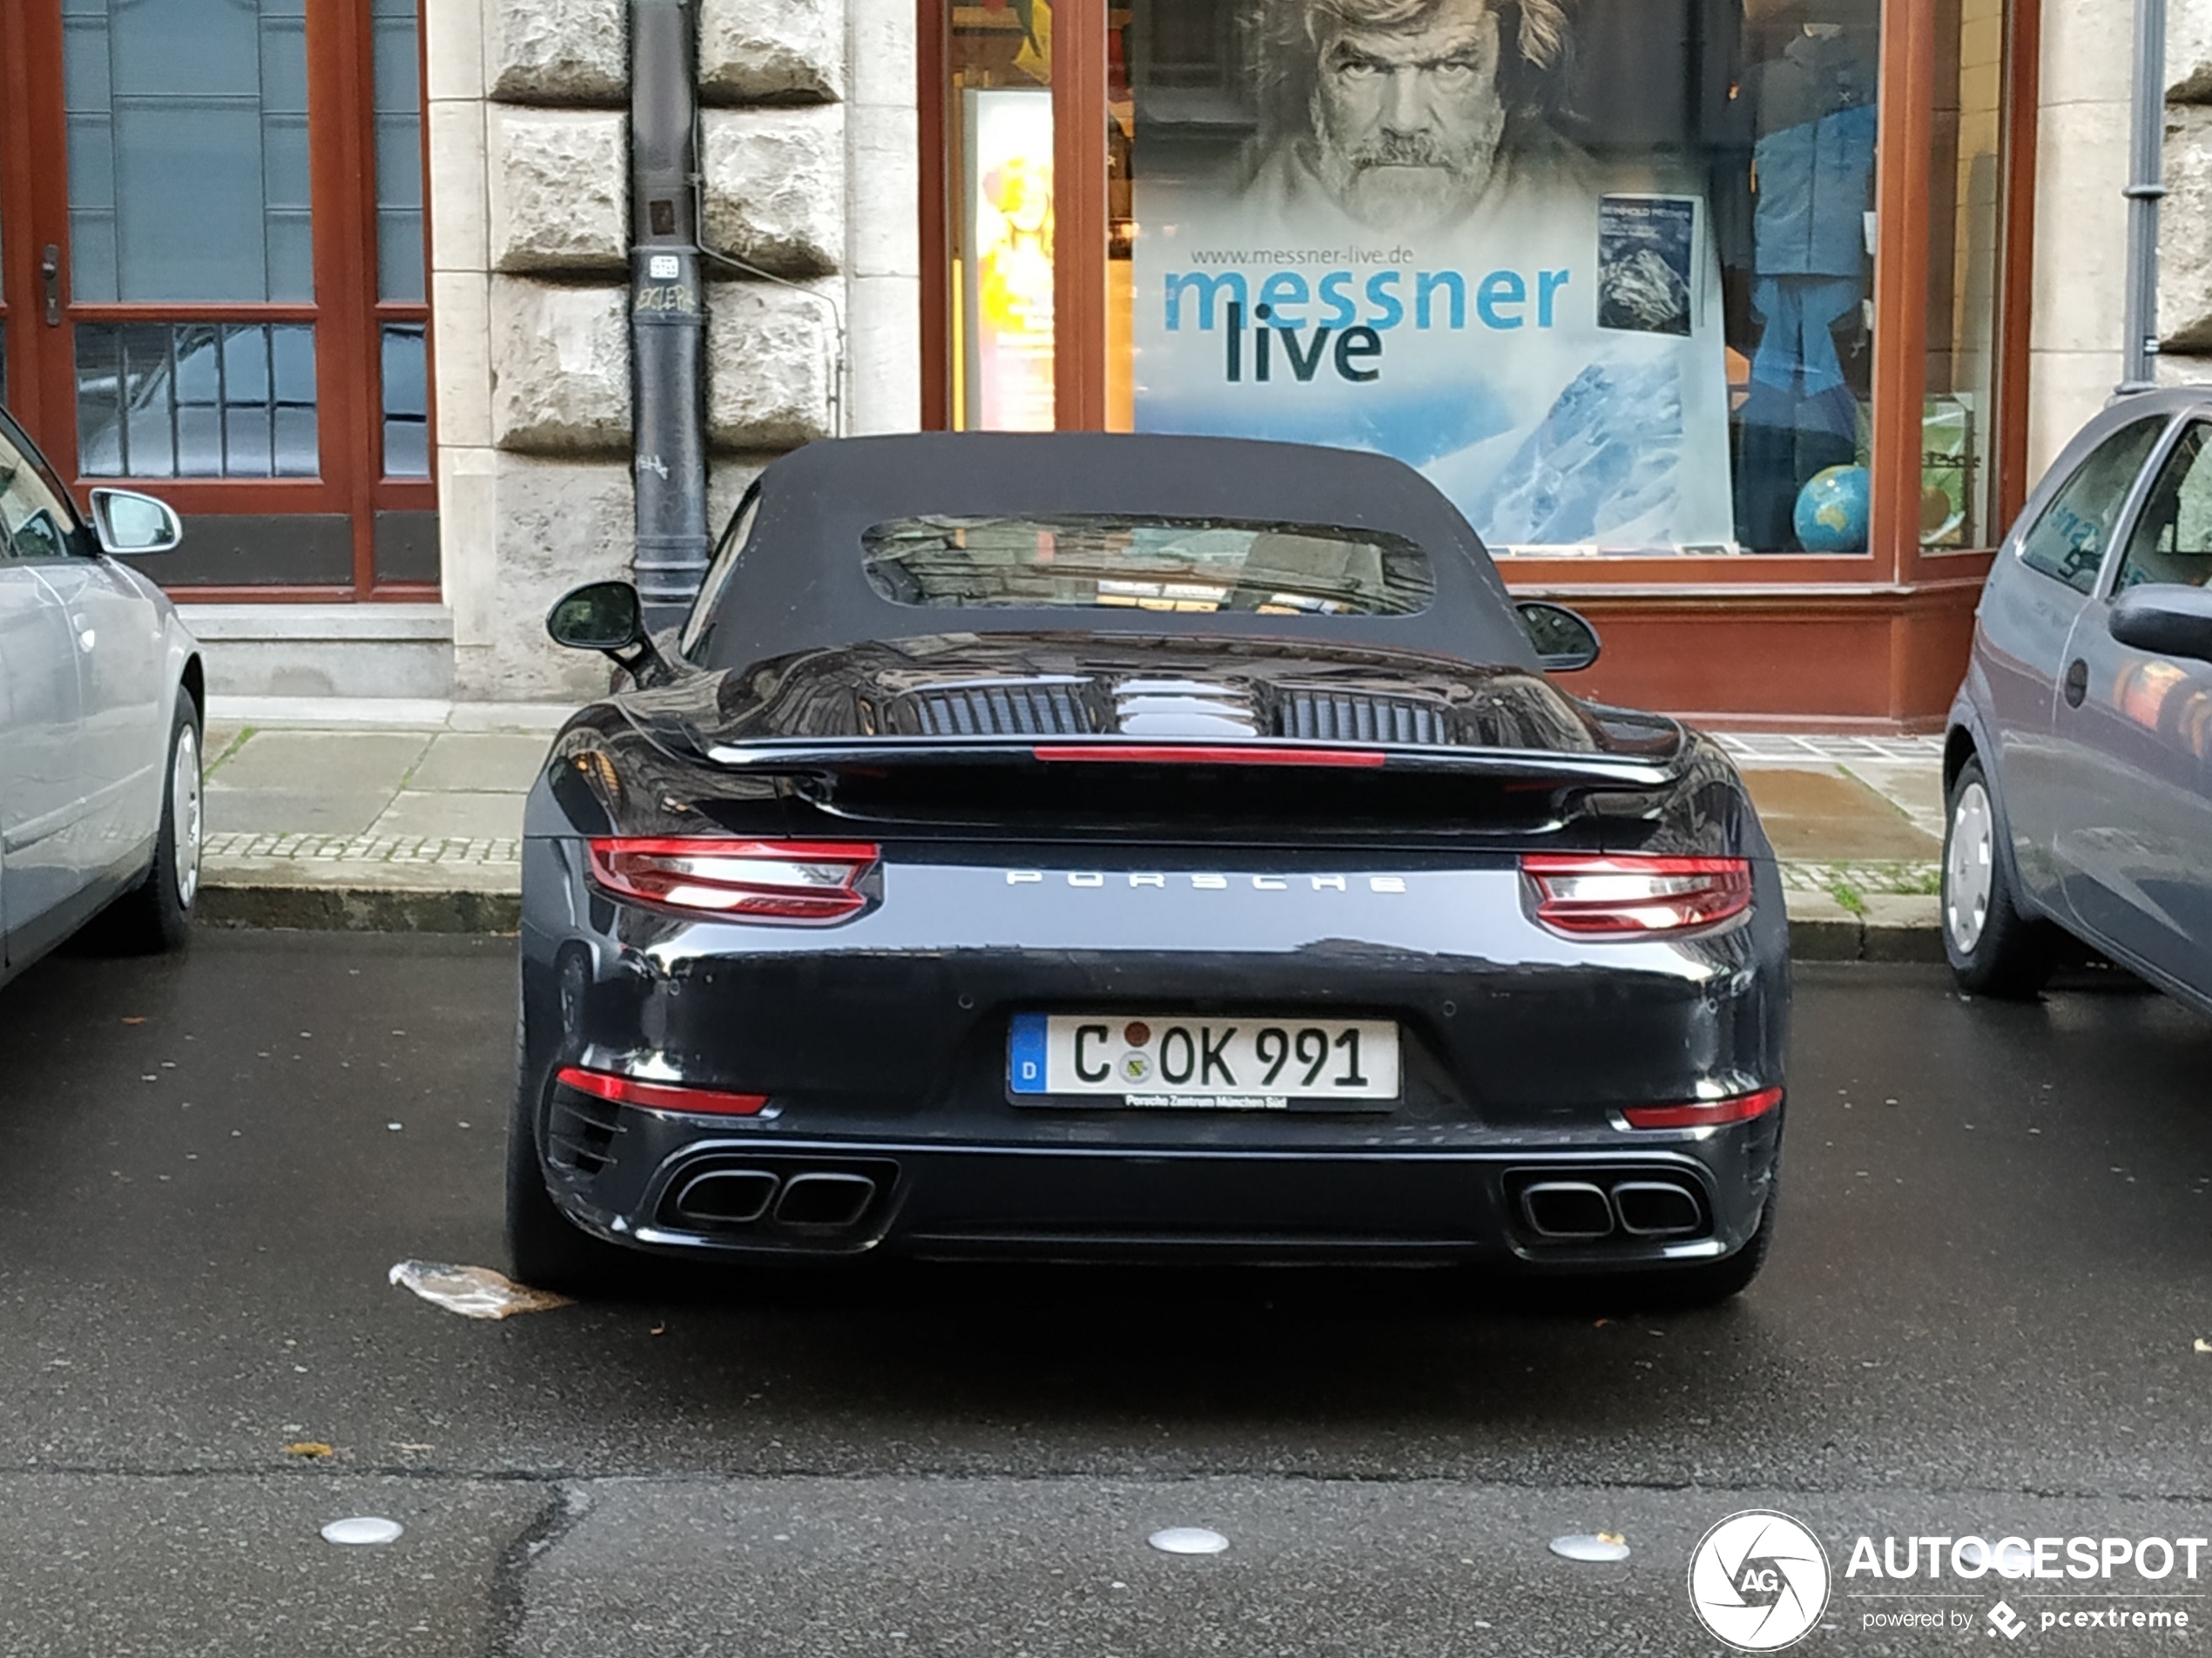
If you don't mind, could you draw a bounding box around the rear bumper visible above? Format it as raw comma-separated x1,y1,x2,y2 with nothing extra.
521,832,1790,1270
541,1108,1782,1270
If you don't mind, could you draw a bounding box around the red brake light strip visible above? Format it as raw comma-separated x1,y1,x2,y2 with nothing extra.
1032,745,1386,768
556,1065,767,1116
1622,1086,1784,1130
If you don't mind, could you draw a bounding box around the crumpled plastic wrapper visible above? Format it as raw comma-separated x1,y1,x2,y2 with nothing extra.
388,1260,572,1319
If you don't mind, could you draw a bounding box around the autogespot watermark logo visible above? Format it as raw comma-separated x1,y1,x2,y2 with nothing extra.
1689,1510,1834,1651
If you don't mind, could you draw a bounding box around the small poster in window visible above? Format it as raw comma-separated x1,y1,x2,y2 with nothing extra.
1597,196,1697,337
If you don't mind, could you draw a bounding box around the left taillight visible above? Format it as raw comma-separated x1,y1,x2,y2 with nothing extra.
1521,854,1753,937
585,838,880,923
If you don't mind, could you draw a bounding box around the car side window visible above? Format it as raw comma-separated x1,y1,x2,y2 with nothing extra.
681,489,761,663
0,428,78,564
2017,416,2167,596
2114,421,2212,592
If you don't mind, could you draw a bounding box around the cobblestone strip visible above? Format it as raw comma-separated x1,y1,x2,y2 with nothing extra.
204,832,521,865
1713,732,1946,761
1777,859,1941,894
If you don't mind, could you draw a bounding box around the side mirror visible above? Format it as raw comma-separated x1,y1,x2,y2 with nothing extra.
547,581,647,653
90,488,183,556
1517,600,1602,672
2108,583,2212,664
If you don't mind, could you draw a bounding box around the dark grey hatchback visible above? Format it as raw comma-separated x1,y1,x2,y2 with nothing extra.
508,434,1791,1302
1942,389,2212,1010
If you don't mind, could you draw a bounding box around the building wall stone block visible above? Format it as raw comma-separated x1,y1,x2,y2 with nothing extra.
2172,0,2212,102
698,0,845,102
489,278,633,455
701,106,847,278
489,0,628,104
453,455,637,699
2164,105,2212,350
707,281,837,449
490,108,629,273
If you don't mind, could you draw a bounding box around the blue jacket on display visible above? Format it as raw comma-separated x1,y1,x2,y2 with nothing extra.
1753,100,1877,278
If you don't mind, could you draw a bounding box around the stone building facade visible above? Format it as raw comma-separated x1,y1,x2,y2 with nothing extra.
426,0,919,700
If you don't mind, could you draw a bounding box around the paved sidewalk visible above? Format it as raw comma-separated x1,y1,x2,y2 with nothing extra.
196,699,1949,957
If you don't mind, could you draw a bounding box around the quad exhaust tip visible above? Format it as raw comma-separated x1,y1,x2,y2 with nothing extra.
774,1171,880,1230
666,1166,884,1233
1518,1176,1706,1241
672,1169,779,1226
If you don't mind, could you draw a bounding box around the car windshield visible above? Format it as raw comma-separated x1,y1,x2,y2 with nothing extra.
860,515,1436,618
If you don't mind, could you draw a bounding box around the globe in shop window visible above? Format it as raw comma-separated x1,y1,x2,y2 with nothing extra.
1100,0,1988,557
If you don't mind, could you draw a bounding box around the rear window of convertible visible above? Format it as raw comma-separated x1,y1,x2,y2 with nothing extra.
860,515,1436,618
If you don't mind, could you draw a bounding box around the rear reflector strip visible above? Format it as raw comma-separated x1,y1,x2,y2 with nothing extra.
1622,1086,1784,1130
1032,745,1386,768
586,838,879,923
1521,854,1753,936
556,1065,768,1117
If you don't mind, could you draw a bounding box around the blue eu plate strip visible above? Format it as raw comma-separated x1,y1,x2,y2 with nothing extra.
1008,1013,1049,1095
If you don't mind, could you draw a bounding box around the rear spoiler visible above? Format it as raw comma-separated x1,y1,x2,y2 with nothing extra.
700,737,1681,792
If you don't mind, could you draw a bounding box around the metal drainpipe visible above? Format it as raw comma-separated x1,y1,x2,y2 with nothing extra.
2120,0,2169,394
629,0,710,632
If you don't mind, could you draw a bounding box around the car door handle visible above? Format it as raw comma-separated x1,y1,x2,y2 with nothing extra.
2063,657,2088,708
77,626,95,652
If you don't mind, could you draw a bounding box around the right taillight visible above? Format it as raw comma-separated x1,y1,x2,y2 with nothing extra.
1520,854,1753,937
586,838,880,923
1623,1086,1784,1130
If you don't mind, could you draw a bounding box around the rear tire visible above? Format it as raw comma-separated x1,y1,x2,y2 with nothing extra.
103,696,201,954
1942,756,2057,999
505,1064,641,1297
1638,1190,1775,1309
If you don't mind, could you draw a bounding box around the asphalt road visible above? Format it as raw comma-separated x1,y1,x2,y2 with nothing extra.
4,932,2212,1655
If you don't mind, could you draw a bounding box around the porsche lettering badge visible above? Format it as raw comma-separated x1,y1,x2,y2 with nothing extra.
1005,871,1408,893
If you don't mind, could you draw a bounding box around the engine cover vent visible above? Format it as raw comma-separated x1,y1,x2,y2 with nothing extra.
895,679,1096,737
1274,689,1453,745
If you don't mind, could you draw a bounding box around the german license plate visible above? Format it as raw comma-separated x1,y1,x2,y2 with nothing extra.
1008,1013,1399,1108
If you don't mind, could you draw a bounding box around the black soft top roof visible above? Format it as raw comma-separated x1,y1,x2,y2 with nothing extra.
688,432,1539,673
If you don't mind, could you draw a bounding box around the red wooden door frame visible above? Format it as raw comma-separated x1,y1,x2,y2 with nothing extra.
0,0,435,601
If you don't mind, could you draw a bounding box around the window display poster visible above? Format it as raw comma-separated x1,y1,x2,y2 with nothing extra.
964,88,1056,433
1130,0,1738,554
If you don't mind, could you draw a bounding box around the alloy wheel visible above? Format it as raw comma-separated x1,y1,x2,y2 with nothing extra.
1945,778,1994,954
173,723,203,908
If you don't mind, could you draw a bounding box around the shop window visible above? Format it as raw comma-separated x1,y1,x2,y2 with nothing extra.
1924,0,2005,549
1104,0,1894,556
948,1,1059,430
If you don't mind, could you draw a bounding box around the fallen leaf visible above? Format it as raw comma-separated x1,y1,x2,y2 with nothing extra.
2195,1338,2212,1354
1597,1532,1626,1546
284,1441,334,1459
650,1323,666,1337
121,1016,146,1025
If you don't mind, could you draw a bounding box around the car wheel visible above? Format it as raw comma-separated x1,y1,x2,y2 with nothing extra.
104,696,202,954
505,1041,637,1298
1941,755,2057,999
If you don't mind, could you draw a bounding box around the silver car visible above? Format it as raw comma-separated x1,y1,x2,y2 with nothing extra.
1944,388,2212,1008
0,408,204,987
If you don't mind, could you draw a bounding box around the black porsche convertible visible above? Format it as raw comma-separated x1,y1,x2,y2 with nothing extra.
510,433,1790,1301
